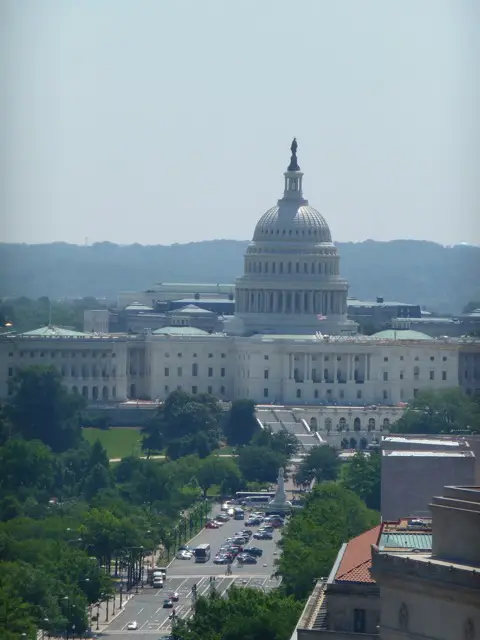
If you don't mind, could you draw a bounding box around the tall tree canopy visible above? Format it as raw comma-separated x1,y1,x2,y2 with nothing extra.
342,451,381,511
296,445,340,485
173,587,302,640
222,399,259,445
278,483,379,599
7,366,85,452
392,388,480,434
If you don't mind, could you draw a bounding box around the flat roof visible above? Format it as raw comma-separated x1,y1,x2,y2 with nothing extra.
383,450,473,458
383,437,461,447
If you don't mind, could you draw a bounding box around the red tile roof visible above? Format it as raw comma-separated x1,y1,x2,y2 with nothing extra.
334,525,381,584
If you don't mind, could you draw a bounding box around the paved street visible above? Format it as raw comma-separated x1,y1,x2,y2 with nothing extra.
102,508,283,639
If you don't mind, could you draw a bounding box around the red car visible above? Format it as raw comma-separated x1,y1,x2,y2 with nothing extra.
206,521,219,529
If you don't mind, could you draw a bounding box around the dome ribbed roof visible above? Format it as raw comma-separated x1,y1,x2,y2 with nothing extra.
253,204,332,243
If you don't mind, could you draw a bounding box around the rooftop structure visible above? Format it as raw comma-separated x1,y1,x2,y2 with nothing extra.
295,518,433,639
381,435,476,521
371,485,480,640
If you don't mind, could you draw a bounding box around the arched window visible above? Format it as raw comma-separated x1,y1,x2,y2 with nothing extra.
309,417,318,430
82,386,88,398
414,366,419,380
71,365,77,377
112,386,116,398
368,418,376,431
382,418,390,431
102,386,109,400
325,417,332,432
360,437,368,450
192,363,198,376
354,417,361,431
349,437,357,449
92,386,99,400
339,417,347,430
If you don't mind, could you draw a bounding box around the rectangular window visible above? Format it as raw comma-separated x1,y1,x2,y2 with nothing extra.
339,390,344,399
263,388,269,398
400,371,404,380
208,367,213,377
164,367,169,377
164,385,169,393
192,386,198,394
177,367,182,377
442,370,447,381
430,370,435,380
296,389,301,398
384,356,388,362
413,388,419,398
8,367,13,377
208,353,213,358
221,353,226,358
353,609,366,634
221,367,226,377
400,355,404,360
8,352,13,357
383,371,388,381
192,363,198,376
264,355,269,360
207,385,213,394
383,390,388,400
400,388,404,400
264,369,269,379
220,385,225,395
357,390,362,399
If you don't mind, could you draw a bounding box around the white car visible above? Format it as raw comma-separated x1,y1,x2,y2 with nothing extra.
176,550,193,559
127,621,138,630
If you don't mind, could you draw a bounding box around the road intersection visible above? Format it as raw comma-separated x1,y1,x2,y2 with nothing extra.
102,508,283,639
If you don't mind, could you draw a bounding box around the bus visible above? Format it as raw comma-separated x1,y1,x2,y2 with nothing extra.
235,491,275,504
194,544,211,563
233,507,244,520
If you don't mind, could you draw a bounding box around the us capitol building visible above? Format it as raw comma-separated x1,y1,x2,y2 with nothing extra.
1,141,477,422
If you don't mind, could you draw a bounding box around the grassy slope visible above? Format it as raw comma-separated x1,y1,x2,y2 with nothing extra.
83,427,142,459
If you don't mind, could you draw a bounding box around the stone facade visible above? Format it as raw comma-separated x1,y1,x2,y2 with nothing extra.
371,486,480,640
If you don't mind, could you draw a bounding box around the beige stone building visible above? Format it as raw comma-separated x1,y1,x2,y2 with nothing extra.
294,518,433,639
371,485,480,640
380,436,476,521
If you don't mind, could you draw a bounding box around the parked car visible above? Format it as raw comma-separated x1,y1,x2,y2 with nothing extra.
243,546,263,557
206,521,219,529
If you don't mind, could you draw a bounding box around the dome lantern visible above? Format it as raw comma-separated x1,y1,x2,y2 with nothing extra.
283,137,306,203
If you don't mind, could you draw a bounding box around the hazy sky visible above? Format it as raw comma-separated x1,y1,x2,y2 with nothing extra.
2,0,479,246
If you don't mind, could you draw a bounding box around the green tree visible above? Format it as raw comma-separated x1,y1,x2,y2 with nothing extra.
7,366,85,452
195,455,242,498
237,446,286,483
392,388,480,434
223,399,259,445
296,445,340,485
253,428,299,457
278,483,379,598
174,586,302,640
342,451,381,510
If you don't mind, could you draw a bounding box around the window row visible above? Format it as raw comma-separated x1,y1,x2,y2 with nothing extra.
162,352,227,359
164,365,226,378
11,350,115,359
246,260,337,276
160,385,226,397
8,365,117,378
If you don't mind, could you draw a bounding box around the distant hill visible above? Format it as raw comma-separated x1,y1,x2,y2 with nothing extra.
1,240,479,314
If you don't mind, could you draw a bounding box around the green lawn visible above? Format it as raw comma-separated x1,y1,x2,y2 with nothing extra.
83,427,143,460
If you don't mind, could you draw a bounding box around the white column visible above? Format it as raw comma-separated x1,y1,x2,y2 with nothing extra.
364,355,368,381
303,353,308,380
333,356,337,383
320,355,324,382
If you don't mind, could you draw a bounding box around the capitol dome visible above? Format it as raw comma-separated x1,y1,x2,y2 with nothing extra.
253,204,332,243
228,139,357,337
